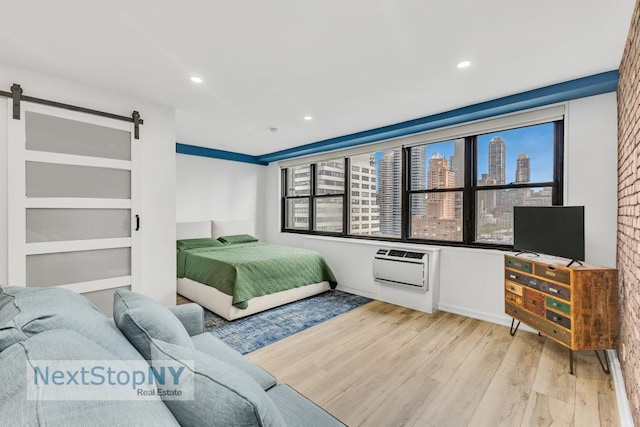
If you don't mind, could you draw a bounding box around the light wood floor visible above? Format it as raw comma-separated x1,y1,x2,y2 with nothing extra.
246,300,619,427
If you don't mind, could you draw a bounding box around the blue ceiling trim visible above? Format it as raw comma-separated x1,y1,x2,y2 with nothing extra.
176,143,268,166
256,70,619,163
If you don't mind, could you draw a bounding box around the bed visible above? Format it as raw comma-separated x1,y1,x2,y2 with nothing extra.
176,221,336,320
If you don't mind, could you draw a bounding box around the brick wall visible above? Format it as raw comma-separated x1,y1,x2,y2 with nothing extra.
617,1,640,424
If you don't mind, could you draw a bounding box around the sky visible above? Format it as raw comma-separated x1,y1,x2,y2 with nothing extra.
372,122,555,185
477,122,554,183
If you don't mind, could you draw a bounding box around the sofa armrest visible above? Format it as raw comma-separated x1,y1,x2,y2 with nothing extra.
169,303,204,336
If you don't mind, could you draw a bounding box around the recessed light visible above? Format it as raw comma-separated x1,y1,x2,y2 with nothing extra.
190,76,203,83
457,61,471,69
304,116,313,121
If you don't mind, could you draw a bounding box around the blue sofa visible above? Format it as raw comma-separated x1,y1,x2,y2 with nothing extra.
0,286,345,426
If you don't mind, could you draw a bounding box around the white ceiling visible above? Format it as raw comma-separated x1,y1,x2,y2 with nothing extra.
0,1,635,156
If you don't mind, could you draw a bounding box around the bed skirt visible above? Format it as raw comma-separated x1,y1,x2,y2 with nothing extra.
177,278,331,321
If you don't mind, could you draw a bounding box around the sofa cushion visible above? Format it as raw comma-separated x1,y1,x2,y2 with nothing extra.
267,384,346,426
169,304,205,336
191,333,277,390
0,286,142,360
0,329,179,427
150,338,286,427
113,289,193,360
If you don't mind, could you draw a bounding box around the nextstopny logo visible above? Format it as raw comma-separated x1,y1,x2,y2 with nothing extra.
26,360,194,401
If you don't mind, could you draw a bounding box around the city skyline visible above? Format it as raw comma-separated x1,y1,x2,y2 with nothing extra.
383,122,554,185
288,122,554,243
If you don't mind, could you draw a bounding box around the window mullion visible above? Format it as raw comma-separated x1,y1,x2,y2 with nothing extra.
280,168,287,231
344,157,349,236
309,163,316,231
463,136,475,244
553,120,565,205
401,146,409,240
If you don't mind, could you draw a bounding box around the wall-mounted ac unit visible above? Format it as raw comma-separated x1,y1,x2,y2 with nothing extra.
372,249,428,289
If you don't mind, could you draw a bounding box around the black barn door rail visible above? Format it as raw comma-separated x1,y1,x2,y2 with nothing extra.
0,83,143,139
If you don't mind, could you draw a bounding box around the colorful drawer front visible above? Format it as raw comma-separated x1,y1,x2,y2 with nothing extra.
505,291,523,306
506,303,572,347
538,281,571,301
534,264,571,284
505,282,523,296
546,310,572,330
546,296,571,315
504,270,539,290
523,288,545,317
505,257,532,274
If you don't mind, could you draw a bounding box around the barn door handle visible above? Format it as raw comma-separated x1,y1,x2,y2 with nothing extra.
135,215,140,231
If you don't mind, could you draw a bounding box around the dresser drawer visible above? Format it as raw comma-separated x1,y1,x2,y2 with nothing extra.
538,281,571,301
505,291,523,306
505,282,523,296
546,296,571,315
523,288,545,316
535,314,572,346
546,310,572,330
505,257,532,274
534,264,571,285
504,270,539,290
506,303,572,347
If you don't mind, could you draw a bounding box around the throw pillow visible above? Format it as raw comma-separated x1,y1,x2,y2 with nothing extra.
177,238,225,251
113,289,193,360
150,338,285,427
217,234,259,245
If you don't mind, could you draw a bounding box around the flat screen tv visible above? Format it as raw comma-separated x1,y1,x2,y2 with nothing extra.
513,206,585,262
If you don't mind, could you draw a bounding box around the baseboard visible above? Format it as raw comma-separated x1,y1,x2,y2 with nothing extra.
437,302,537,334
608,349,634,427
335,285,377,300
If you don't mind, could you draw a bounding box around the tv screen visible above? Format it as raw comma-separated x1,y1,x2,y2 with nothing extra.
513,206,585,261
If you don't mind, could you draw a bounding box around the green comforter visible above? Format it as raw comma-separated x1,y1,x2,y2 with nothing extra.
177,242,337,309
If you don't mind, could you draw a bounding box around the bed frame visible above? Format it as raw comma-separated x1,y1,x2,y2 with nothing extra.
176,221,331,320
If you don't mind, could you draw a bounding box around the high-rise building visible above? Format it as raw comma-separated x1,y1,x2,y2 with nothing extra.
488,136,506,185
377,149,402,237
411,153,461,241
426,154,456,219
449,138,465,188
516,153,530,183
314,160,345,232
288,161,350,233
350,155,380,235
410,145,427,217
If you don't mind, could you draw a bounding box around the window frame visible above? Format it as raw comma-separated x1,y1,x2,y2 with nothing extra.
281,160,349,236
281,119,564,251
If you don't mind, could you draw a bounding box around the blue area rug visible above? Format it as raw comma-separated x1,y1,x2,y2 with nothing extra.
203,290,371,354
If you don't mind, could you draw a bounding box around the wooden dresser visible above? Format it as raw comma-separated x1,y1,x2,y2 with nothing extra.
504,254,618,373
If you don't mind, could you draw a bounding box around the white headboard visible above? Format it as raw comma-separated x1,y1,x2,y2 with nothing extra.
212,220,256,238
176,221,213,240
176,220,256,240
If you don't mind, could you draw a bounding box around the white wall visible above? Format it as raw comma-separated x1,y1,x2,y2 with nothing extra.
565,92,618,268
176,154,266,238
0,63,177,307
261,93,619,327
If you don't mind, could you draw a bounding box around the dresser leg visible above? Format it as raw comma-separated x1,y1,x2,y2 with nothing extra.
594,350,611,375
509,318,521,336
569,349,575,375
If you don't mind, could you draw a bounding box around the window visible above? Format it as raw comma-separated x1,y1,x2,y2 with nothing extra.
408,140,464,242
282,159,345,234
474,123,557,244
281,117,562,249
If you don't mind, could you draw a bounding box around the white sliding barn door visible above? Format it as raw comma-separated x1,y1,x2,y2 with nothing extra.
7,100,141,314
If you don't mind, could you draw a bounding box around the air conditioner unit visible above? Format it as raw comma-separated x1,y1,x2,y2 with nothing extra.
372,249,428,289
